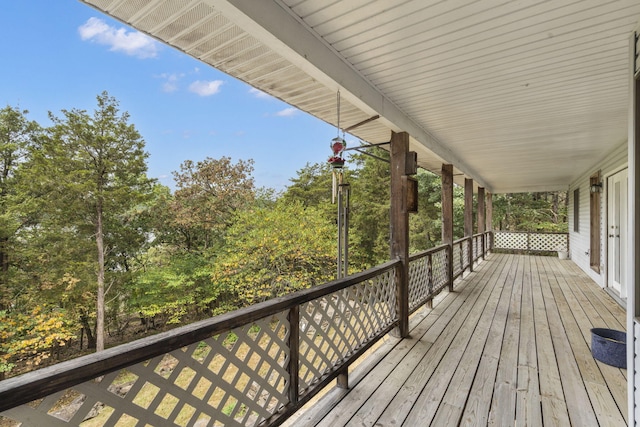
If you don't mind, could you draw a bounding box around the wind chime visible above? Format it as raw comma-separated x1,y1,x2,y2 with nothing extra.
328,92,349,279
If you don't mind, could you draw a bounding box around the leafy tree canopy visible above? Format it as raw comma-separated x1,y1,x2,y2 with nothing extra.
172,156,255,251
212,200,335,307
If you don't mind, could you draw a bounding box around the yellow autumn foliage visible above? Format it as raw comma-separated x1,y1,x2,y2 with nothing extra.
0,305,77,374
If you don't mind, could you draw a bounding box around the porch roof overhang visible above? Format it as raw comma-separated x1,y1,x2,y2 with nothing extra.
80,0,640,193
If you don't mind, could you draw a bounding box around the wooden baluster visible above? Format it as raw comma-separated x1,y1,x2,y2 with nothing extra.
288,306,300,404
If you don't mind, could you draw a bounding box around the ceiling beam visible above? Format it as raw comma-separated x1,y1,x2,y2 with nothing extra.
206,0,490,190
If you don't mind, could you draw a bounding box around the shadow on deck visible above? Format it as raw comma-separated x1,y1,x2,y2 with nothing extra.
288,254,627,426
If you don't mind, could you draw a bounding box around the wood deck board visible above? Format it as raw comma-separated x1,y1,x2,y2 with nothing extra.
431,255,513,427
352,254,500,426
296,254,627,427
564,261,626,330
515,255,543,427
538,256,600,426
401,253,511,426
488,254,523,425
530,256,571,427
459,254,520,426
306,264,485,427
543,257,627,424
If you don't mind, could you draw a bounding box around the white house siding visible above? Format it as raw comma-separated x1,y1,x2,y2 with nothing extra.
568,141,628,287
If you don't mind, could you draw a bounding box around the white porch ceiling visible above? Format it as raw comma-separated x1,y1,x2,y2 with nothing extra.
81,0,640,193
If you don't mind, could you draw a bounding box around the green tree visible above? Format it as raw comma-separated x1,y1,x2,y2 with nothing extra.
409,170,443,251
171,157,255,251
493,192,568,232
0,106,40,309
212,201,335,307
349,148,391,269
127,159,262,326
127,245,223,325
281,162,336,222
26,92,153,352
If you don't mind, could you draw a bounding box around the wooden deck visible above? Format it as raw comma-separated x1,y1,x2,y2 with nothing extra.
286,253,628,427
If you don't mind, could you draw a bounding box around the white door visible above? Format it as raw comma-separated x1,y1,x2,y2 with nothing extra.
607,168,628,297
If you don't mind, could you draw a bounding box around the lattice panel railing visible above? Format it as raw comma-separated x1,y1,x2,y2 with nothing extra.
408,247,449,313
453,242,463,277
2,238,500,427
462,240,471,271
485,232,493,252
495,232,528,249
473,235,482,261
494,231,568,252
298,268,397,393
529,232,567,251
408,253,432,313
431,247,449,293
1,262,404,427
1,313,291,427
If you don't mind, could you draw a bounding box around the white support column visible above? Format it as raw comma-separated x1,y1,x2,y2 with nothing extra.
627,25,639,426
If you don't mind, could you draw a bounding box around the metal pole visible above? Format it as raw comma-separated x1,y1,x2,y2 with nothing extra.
337,180,343,279
342,184,350,278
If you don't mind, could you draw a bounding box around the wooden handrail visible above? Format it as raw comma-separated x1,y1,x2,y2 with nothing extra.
0,259,401,412
0,232,496,424
408,243,449,262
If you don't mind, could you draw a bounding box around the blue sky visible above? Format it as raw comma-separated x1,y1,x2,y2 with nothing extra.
0,1,344,191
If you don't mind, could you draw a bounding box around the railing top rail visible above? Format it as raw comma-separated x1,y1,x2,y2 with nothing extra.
409,231,493,262
408,243,448,262
453,236,472,245
0,258,401,412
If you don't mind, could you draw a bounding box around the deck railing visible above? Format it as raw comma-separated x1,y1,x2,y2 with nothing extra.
494,231,568,252
408,233,489,315
0,232,492,427
407,244,449,314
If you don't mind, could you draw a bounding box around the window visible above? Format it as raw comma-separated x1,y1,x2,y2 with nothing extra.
574,188,580,232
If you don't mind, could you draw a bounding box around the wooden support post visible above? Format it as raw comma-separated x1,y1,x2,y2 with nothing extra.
478,187,486,259
390,131,410,338
486,192,493,250
464,178,473,272
287,306,299,403
442,164,454,291
337,369,349,389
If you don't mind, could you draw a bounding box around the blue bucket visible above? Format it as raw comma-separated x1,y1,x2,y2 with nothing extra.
591,328,626,369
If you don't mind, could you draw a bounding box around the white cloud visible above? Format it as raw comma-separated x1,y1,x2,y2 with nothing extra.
275,107,298,117
163,81,178,93
154,72,185,93
79,17,159,59
188,80,224,96
249,87,271,99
